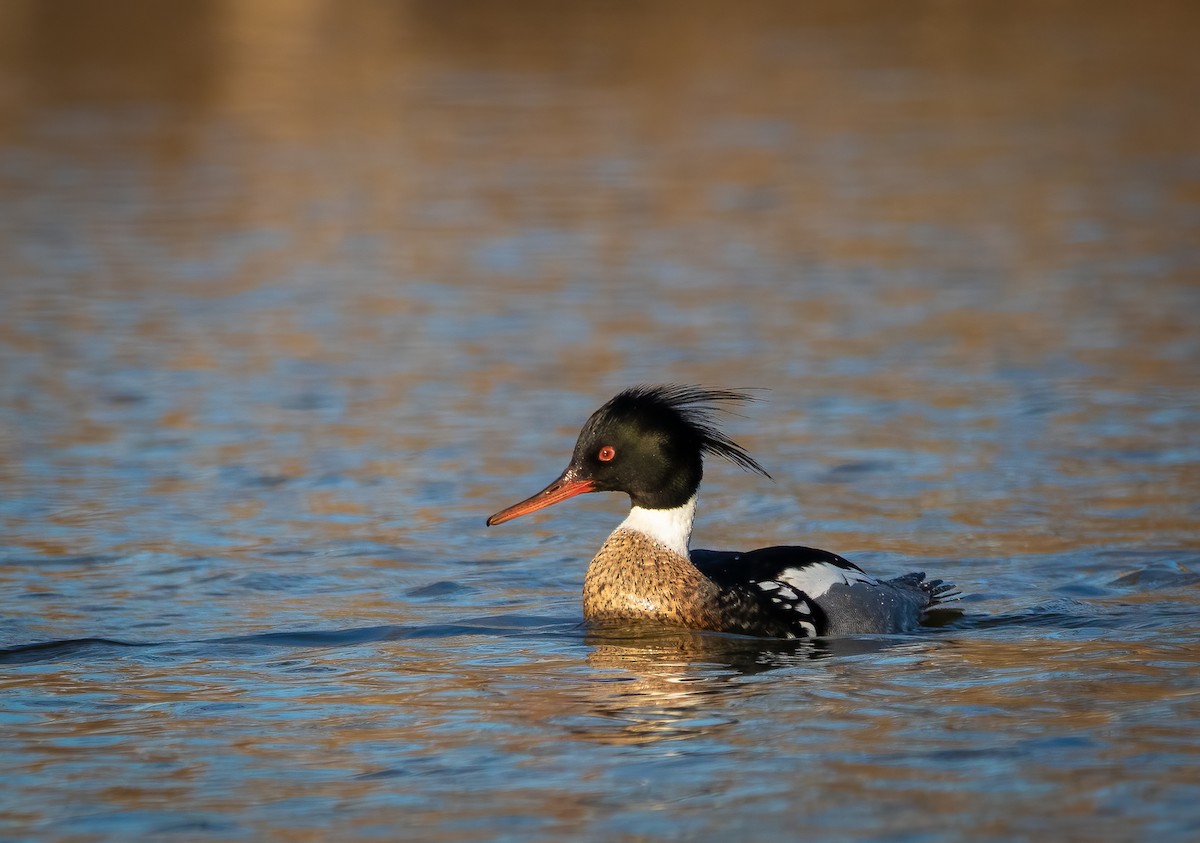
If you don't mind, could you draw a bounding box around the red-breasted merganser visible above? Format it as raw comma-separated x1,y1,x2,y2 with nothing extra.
486,385,959,639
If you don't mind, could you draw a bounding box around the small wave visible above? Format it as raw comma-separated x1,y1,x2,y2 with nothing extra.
0,615,580,665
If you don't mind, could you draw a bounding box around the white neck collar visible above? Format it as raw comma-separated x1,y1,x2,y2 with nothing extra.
615,494,697,557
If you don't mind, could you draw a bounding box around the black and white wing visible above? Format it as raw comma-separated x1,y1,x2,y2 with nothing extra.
693,545,953,637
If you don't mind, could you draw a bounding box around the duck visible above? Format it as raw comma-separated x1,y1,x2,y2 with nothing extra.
486,385,959,638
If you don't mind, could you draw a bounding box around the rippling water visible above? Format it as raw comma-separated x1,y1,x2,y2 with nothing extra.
2,1,1198,840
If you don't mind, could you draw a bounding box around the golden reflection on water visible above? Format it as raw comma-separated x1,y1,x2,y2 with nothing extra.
8,629,1198,836
0,1,1193,586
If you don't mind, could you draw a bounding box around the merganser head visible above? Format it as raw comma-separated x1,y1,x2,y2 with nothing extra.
486,385,770,526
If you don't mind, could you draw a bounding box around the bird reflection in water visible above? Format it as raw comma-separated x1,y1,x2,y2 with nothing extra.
558,622,927,745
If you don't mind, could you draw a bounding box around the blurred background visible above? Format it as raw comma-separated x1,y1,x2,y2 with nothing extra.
1,1,1198,840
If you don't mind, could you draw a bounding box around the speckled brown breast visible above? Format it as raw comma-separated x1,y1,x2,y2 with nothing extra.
582,527,787,636
581,529,818,637
582,529,717,627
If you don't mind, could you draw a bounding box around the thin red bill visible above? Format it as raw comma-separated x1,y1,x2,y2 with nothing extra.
486,473,595,526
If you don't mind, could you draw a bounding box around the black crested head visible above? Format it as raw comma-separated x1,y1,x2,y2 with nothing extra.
588,385,771,476
566,384,770,510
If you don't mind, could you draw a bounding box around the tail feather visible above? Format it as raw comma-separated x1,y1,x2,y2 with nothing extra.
888,571,963,627
924,578,962,606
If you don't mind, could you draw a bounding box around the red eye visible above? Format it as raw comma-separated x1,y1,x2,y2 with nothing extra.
598,445,616,462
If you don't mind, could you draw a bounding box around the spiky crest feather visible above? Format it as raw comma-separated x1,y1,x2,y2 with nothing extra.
596,384,771,478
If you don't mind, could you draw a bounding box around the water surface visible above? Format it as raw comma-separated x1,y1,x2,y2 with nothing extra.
1,2,1198,840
